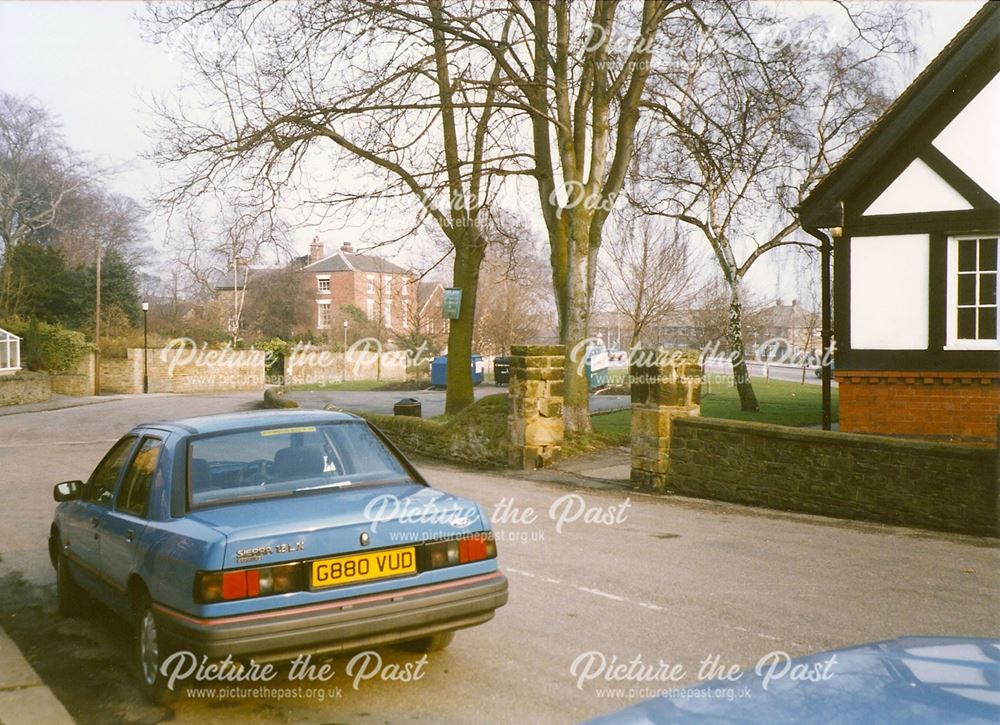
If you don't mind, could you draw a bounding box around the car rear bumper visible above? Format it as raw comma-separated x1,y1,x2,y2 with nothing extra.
154,571,508,661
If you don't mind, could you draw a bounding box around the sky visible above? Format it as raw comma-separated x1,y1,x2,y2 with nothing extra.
0,0,989,301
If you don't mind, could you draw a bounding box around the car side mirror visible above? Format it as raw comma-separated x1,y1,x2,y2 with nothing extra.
53,480,83,502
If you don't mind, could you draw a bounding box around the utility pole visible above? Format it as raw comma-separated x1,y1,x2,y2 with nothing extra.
94,243,101,395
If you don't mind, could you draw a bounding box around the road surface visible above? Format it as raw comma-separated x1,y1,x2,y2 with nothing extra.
0,393,994,724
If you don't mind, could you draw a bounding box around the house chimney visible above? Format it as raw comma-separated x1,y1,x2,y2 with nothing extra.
776,298,784,307
340,242,354,254
791,299,798,307
309,236,325,263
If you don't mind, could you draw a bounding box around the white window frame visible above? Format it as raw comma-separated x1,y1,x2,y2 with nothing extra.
317,275,330,292
316,300,332,330
366,274,375,295
366,298,375,320
0,328,21,375
945,234,1000,350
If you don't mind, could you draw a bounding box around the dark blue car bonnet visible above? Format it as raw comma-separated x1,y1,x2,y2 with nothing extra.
584,637,1000,725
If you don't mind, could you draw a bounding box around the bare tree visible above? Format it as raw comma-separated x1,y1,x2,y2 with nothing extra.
0,93,87,314
418,1,690,432
634,6,910,410
167,200,293,345
473,240,556,356
145,0,529,413
598,212,701,348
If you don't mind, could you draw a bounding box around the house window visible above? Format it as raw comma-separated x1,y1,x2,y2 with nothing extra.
366,275,375,294
317,301,331,329
947,235,998,348
317,276,330,292
366,298,375,320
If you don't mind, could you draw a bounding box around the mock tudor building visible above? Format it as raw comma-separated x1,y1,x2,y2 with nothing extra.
798,3,1000,445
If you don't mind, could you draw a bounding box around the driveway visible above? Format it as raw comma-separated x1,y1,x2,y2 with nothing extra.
0,393,995,724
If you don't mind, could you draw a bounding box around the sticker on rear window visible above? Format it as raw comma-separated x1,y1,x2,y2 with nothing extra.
260,426,317,436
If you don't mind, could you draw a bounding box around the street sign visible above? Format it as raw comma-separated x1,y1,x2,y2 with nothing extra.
442,288,462,319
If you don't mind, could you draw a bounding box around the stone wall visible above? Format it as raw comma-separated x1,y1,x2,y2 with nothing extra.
284,349,407,385
630,351,702,490
0,371,51,407
668,416,998,536
508,344,564,470
838,371,1000,447
50,354,95,396
98,348,265,394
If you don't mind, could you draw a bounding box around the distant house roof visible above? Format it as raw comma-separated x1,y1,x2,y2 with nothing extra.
751,301,816,329
213,267,273,291
798,2,1000,227
302,250,410,275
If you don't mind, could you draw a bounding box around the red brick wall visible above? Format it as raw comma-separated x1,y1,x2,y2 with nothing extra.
837,371,1000,446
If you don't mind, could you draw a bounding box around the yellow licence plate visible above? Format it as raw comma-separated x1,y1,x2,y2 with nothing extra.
310,547,417,589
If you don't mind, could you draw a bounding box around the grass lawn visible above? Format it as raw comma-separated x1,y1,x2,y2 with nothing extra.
591,376,838,439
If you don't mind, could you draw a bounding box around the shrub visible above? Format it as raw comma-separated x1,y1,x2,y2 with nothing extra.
1,317,92,373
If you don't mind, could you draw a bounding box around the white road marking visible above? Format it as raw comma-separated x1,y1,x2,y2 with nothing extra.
506,566,802,646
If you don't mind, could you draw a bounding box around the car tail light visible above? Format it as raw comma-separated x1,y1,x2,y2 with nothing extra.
196,564,302,603
423,532,496,570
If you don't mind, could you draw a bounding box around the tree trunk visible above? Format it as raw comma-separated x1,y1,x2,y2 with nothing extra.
727,284,759,412
561,241,593,434
444,243,483,415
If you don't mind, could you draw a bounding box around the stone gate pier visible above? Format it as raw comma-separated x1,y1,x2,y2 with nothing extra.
630,350,702,490
508,344,565,470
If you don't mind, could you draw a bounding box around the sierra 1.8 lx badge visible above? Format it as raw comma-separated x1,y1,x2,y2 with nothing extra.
236,540,304,563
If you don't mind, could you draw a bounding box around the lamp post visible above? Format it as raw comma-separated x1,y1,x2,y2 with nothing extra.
142,302,149,393
342,320,348,384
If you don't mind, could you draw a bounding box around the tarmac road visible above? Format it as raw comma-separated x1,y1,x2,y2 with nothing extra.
0,393,996,724
285,386,632,416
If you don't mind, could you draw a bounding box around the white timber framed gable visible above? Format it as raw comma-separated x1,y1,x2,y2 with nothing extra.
800,3,1000,374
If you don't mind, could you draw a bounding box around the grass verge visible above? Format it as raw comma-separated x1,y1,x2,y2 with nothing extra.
591,376,838,438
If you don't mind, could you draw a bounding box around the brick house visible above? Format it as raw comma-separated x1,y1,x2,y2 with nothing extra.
302,238,415,333
798,4,1000,445
748,300,820,361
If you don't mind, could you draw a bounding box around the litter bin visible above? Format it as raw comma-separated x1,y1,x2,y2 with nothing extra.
431,356,448,386
393,398,422,417
430,355,485,387
494,356,511,386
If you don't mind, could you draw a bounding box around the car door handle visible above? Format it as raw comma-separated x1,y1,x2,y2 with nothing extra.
124,529,135,543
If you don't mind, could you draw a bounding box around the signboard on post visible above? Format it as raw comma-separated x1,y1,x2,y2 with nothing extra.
442,288,462,320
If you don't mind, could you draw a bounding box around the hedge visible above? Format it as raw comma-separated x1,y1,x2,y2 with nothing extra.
2,318,93,373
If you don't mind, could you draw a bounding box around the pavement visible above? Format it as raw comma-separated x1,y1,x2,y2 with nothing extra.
285,385,631,417
0,626,74,725
0,394,125,418
0,392,997,724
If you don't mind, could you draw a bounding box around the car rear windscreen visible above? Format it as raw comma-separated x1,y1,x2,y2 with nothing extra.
188,422,412,506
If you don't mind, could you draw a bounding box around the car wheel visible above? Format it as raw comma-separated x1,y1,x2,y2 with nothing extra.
134,593,172,704
402,631,454,653
56,550,86,618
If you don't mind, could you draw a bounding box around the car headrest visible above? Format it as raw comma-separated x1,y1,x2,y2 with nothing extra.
273,445,325,479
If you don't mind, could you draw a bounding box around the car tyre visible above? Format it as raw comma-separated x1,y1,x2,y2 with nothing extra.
56,550,86,618
134,593,173,704
402,631,454,653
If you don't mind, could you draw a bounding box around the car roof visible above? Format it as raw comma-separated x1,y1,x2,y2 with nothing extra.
137,409,361,436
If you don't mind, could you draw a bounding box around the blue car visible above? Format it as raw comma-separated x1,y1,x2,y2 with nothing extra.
584,637,1000,724
49,410,508,700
